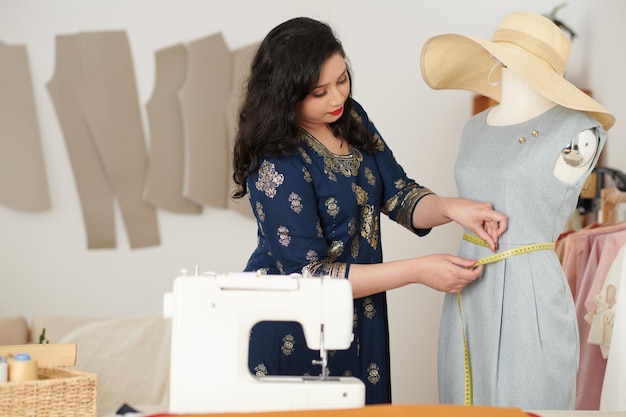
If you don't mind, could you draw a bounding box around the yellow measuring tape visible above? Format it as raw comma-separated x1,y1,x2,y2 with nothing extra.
457,233,555,405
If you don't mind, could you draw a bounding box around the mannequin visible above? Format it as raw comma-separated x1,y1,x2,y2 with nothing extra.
488,67,599,185
419,11,615,410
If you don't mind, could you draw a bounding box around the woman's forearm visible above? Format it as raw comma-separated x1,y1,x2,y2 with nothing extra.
347,255,482,298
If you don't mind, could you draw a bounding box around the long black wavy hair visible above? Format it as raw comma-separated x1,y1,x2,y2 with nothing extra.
232,17,375,199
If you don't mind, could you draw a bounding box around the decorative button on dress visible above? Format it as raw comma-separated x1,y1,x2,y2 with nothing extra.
244,100,433,404
438,105,607,409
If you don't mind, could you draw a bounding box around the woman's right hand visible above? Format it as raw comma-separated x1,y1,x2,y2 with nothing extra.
348,253,483,298
414,253,483,293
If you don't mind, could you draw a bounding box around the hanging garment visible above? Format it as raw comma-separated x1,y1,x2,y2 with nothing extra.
586,231,626,357
0,41,50,211
439,105,606,410
47,31,159,249
224,42,258,219
144,43,202,214
558,222,626,409
178,33,231,208
599,244,626,410
573,229,626,409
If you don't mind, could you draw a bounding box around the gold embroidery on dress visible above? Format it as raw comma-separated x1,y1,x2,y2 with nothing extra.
348,217,358,257
352,183,367,205
328,240,344,261
298,147,313,165
348,218,356,237
316,221,323,238
300,129,362,181
302,166,312,183
372,133,385,152
367,363,381,385
276,259,284,274
325,197,339,217
384,195,399,212
364,167,376,186
351,238,359,258
360,204,379,250
289,192,303,214
329,262,347,277
395,178,407,189
323,152,361,180
344,370,353,377
254,363,268,377
255,201,265,222
382,185,434,230
363,297,376,319
303,259,347,278
277,225,291,247
350,183,378,250
256,160,284,198
306,249,318,262
281,334,295,356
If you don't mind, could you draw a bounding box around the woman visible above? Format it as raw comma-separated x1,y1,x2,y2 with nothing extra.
232,16,506,404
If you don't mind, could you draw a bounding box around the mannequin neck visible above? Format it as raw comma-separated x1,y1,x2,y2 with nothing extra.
486,67,557,126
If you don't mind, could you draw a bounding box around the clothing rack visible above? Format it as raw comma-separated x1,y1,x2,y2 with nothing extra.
576,167,626,227
600,188,626,224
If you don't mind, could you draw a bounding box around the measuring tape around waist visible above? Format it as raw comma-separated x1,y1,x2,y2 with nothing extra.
456,233,556,405
463,233,556,267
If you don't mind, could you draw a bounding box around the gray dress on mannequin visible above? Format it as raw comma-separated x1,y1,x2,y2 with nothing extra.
438,105,607,409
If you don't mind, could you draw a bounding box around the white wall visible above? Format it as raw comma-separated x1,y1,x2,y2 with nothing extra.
1,0,625,405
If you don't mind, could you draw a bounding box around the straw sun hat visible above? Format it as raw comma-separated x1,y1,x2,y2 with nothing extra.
420,11,615,130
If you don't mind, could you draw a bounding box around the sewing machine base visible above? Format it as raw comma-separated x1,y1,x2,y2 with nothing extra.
170,375,365,413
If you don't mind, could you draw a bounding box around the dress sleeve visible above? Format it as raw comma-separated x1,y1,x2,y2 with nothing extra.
247,156,347,277
352,100,434,235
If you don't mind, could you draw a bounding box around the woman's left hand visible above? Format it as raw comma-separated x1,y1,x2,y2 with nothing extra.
412,195,507,252
450,199,507,252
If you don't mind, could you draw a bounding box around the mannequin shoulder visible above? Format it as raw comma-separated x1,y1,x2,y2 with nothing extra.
554,129,599,184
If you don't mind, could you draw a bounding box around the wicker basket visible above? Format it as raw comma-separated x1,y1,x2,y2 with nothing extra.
0,367,97,417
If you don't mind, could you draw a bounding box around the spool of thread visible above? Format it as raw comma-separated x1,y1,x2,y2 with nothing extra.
8,353,38,382
0,356,7,383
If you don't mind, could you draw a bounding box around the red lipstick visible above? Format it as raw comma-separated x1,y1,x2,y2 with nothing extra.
329,107,343,116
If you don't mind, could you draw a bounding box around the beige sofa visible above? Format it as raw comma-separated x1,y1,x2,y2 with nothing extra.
0,315,170,416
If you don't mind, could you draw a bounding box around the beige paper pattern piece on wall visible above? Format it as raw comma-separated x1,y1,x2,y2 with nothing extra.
47,35,116,248
47,31,160,249
178,33,231,208
77,31,160,249
144,44,202,214
0,41,51,211
225,42,259,218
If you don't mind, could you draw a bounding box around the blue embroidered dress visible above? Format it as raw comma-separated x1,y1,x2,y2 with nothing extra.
244,100,433,404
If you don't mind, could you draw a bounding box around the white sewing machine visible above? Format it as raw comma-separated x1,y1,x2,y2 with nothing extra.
165,270,366,413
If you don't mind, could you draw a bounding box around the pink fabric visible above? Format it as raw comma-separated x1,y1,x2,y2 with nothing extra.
575,233,607,410
600,245,626,410
583,230,626,315
559,223,626,410
562,224,626,298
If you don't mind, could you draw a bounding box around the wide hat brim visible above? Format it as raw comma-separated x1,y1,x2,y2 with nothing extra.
420,19,615,130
